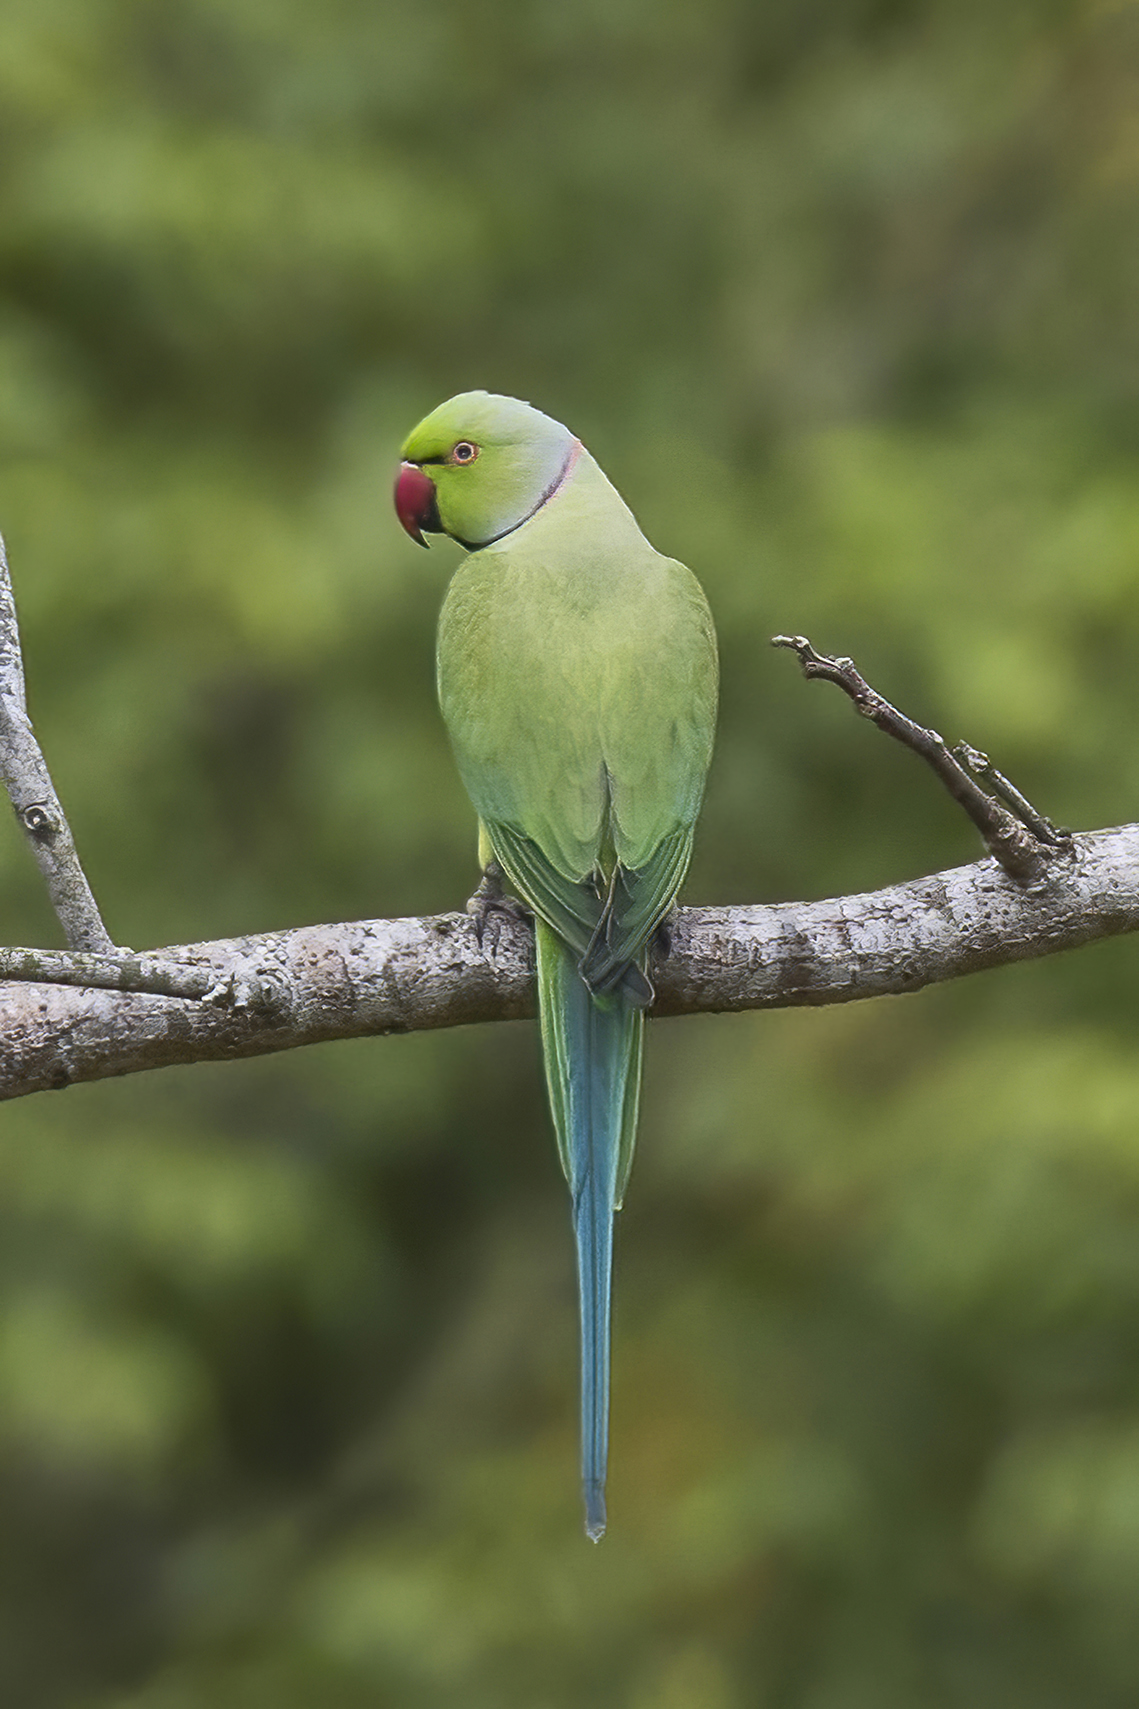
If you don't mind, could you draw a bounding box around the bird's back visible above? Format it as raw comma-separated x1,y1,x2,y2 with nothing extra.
437,449,717,883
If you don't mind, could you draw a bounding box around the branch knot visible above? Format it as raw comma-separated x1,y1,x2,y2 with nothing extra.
20,803,58,839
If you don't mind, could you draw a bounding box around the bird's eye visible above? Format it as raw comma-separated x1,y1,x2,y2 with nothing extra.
452,441,478,464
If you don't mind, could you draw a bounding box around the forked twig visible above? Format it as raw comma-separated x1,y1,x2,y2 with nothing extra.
772,634,1073,886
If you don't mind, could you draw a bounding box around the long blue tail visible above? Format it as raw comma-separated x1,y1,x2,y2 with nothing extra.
536,919,644,1541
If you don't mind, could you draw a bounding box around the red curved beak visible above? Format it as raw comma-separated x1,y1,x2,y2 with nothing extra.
394,461,440,547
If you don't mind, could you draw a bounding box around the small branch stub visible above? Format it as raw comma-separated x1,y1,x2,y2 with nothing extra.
952,742,1070,849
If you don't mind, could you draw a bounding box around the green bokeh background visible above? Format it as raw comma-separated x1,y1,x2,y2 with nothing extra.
2,1,1139,1703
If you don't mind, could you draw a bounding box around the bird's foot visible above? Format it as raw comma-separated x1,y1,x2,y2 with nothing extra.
467,861,531,957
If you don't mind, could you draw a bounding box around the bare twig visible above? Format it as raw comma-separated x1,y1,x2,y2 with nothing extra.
1,822,1137,1100
0,535,116,954
771,635,1071,885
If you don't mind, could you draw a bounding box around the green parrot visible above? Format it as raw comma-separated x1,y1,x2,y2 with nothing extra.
395,392,718,1539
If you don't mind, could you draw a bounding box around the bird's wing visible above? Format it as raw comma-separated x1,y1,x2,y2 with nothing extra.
487,817,693,1003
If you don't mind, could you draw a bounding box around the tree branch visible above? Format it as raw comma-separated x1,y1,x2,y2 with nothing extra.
1,547,1131,1106
2,822,1137,1102
0,535,116,954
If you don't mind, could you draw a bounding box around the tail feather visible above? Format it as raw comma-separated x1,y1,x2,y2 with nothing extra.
536,919,644,1541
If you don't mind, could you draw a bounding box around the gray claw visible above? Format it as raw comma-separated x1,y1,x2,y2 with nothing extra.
467,861,531,953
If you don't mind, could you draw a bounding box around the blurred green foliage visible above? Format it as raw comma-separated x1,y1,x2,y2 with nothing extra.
1,0,1138,1703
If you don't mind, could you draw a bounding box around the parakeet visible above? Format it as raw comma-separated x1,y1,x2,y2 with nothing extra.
394,392,718,1539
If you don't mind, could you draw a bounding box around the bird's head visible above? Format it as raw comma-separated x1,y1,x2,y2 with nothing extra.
394,391,578,550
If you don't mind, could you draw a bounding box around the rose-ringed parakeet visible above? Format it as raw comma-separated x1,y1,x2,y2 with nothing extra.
395,392,717,1539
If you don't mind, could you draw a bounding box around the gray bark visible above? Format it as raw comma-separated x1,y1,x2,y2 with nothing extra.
1,823,1135,1102
0,535,115,954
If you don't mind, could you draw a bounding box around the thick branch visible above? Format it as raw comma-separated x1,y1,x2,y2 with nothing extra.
0,535,115,954
2,823,1137,1101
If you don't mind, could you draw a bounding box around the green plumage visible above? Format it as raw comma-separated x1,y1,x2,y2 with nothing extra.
397,392,718,1538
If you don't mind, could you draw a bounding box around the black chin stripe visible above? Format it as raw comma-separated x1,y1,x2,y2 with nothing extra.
462,441,580,551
